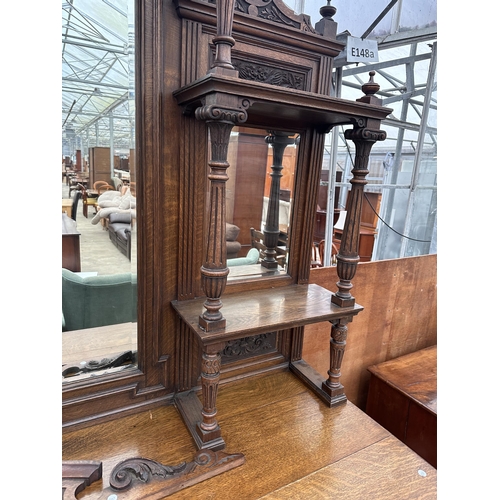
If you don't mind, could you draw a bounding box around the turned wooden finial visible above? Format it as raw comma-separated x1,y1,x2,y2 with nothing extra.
357,71,382,105
209,0,238,75
315,0,337,38
319,0,337,19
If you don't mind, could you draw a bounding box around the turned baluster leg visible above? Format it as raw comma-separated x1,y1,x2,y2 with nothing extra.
195,101,248,332
327,73,388,398
262,132,296,269
197,344,224,444
322,316,351,399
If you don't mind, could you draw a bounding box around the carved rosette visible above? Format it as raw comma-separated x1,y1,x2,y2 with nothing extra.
196,100,249,331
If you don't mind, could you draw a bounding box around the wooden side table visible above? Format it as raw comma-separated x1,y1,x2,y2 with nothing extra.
366,345,437,467
62,198,73,217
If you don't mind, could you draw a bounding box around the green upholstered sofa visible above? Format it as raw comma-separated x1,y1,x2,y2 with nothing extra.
62,268,137,331
227,247,260,267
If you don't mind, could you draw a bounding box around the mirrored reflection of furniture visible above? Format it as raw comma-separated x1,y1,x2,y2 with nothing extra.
77,183,98,218
62,213,81,273
226,223,242,259
62,268,137,331
108,212,133,260
70,190,81,221
333,192,381,262
62,322,137,382
250,227,288,268
62,198,72,218
90,187,136,228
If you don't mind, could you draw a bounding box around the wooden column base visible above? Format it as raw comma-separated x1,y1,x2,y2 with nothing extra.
261,260,278,269
175,390,226,451
290,360,347,407
199,315,226,332
331,294,356,308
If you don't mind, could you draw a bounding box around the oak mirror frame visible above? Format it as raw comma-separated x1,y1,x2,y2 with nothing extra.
62,0,309,429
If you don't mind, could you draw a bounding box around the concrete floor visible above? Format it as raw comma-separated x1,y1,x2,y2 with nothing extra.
62,183,137,276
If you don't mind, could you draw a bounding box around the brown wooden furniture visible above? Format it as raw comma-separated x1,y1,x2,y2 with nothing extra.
77,183,98,218
63,1,394,495
304,254,437,409
62,213,81,272
168,0,390,453
62,198,73,217
88,147,112,186
366,345,437,468
62,371,436,499
333,224,376,262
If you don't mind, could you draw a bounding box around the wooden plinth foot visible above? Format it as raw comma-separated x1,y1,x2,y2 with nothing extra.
290,360,347,408
175,391,226,451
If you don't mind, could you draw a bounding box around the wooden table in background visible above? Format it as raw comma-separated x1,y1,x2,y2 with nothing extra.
62,198,73,217
366,345,437,468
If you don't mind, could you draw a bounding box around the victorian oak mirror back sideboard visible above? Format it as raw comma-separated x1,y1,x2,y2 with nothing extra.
63,0,390,452
63,0,392,496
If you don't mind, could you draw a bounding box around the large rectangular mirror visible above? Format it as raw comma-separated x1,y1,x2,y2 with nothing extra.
62,0,137,383
224,127,298,280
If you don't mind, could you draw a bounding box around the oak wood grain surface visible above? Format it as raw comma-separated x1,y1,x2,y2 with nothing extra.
367,344,437,414
62,371,436,499
172,283,362,345
304,254,437,409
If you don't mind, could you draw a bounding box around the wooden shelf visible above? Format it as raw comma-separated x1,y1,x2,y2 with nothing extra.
172,283,363,346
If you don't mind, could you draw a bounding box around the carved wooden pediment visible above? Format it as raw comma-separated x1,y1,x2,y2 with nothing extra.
207,0,316,33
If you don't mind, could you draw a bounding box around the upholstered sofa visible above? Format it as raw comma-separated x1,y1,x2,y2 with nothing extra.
227,247,259,267
91,187,136,226
108,212,132,259
62,268,137,331
226,222,242,259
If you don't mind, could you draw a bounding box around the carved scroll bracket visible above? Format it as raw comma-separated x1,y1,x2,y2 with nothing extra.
66,449,246,499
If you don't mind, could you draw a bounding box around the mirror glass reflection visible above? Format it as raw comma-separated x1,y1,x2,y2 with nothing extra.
225,127,298,280
62,0,137,383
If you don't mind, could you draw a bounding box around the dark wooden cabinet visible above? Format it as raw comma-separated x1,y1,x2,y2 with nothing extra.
62,213,81,272
366,345,437,468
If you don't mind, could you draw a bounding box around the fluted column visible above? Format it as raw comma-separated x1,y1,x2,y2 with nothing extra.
332,72,386,307
195,101,249,331
262,131,295,269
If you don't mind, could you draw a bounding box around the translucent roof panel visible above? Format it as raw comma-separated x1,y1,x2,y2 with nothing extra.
62,0,134,153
